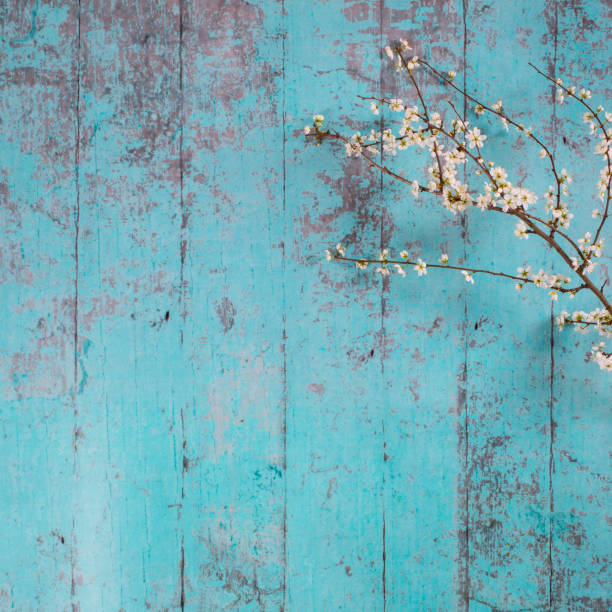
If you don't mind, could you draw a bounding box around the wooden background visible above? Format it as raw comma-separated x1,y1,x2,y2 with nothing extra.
1,0,610,610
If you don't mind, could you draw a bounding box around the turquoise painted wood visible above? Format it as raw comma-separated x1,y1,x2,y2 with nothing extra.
0,1,610,610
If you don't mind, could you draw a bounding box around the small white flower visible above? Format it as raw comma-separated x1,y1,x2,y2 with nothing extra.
515,282,523,291
379,248,388,260
491,166,507,182
539,148,547,158
384,45,394,60
389,98,403,112
313,114,324,124
514,220,529,239
592,208,602,218
532,269,549,287
407,55,419,70
336,243,345,256
399,39,412,51
414,258,427,276
304,125,311,135
400,250,409,259
579,88,591,100
466,127,487,149
517,266,531,279
439,253,449,264
394,264,406,277
492,100,503,112
356,261,368,270
549,290,559,301
476,193,492,211
411,180,420,198
325,249,332,261
448,70,456,79
474,104,485,116
370,101,380,115
461,270,474,284
376,266,390,276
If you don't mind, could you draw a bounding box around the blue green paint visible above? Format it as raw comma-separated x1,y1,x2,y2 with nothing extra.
0,1,610,610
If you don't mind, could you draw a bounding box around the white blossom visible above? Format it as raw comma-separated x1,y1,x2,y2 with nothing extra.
461,271,474,284
476,192,492,211
517,266,531,279
439,253,449,264
414,258,427,276
411,180,420,198
399,39,411,51
514,220,529,239
389,98,403,112
406,56,419,70
466,127,487,149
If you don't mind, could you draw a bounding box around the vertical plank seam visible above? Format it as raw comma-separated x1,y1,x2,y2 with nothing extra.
178,1,186,609
71,1,82,610
281,0,288,608
548,2,559,608
179,0,186,336
461,1,470,609
377,3,387,611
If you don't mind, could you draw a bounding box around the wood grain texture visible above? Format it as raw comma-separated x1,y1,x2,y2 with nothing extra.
0,1,610,610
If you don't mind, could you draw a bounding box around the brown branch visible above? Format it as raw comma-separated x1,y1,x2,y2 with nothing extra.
311,127,436,194
307,53,612,319
528,62,611,244
333,254,579,292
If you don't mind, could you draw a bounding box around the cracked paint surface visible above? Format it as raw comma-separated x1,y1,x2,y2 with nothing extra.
0,0,610,610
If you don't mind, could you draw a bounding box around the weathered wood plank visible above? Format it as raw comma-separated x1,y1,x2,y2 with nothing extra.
73,1,183,608
284,1,400,608
0,1,610,610
0,1,78,608
465,1,558,607
179,1,286,608
551,1,611,608
381,2,469,609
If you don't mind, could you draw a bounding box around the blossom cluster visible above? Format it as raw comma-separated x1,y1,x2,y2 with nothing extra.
556,308,612,370
306,41,611,371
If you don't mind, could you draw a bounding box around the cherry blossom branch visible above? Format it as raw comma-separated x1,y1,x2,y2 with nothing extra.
309,127,435,194
332,252,583,292
528,62,611,245
304,42,612,370
419,57,563,188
